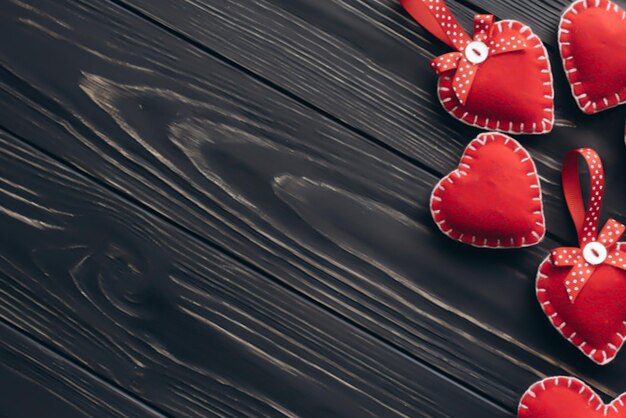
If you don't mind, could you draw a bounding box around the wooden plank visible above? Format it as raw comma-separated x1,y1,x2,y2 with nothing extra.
459,0,626,53
0,321,164,418
109,0,478,171
0,128,508,417
100,0,626,245
0,0,625,411
459,0,571,48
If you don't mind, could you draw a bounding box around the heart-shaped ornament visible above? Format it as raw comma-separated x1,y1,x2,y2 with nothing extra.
536,148,626,365
401,0,554,134
537,243,626,364
518,377,626,418
438,20,554,134
430,132,545,248
559,0,626,114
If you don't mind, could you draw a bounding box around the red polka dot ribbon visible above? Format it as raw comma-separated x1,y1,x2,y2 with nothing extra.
400,0,528,105
550,148,626,303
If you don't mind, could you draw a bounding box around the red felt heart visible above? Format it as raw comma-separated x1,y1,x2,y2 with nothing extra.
518,376,626,417
536,242,626,365
438,21,554,134
559,0,626,114
430,132,545,248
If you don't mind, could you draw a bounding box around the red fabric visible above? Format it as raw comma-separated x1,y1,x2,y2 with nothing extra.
537,246,626,364
550,220,626,303
438,20,553,134
559,0,626,114
536,148,626,364
430,132,545,248
399,0,470,50
546,149,626,303
400,0,554,134
560,148,604,240
518,377,626,418
429,14,529,105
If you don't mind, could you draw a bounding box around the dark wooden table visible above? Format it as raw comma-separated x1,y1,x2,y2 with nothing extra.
1,0,625,417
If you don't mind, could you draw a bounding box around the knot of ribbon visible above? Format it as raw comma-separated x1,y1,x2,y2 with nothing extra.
400,0,528,105
550,148,626,303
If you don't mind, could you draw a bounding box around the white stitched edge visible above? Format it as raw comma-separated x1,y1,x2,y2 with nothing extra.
437,20,555,134
558,0,626,114
429,132,546,249
535,242,626,365
517,376,626,415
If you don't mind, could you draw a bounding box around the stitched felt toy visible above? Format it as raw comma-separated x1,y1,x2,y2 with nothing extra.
536,148,626,365
430,132,545,248
559,0,626,114
518,376,626,417
400,0,554,134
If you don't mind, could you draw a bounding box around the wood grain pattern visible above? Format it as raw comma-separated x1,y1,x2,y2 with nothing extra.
107,0,626,244
0,0,573,408
0,321,165,418
112,0,481,171
2,0,626,410
0,128,508,417
1,0,626,415
462,0,569,46
461,0,622,48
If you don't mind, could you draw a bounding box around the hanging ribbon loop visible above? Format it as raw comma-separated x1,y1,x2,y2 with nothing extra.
400,0,528,105
550,148,626,303
561,148,605,246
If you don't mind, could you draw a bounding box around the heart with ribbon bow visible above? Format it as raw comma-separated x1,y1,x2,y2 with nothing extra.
536,148,626,365
559,0,626,114
518,376,626,418
400,0,554,134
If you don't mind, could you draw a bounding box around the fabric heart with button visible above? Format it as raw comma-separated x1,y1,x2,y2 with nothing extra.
400,0,554,134
518,376,626,417
559,0,626,114
536,148,626,365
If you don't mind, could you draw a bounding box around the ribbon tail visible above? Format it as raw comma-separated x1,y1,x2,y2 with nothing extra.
488,32,528,56
400,0,471,51
563,255,596,303
606,249,626,271
596,219,626,248
473,14,494,41
430,52,462,74
550,247,582,267
550,248,592,304
451,59,478,105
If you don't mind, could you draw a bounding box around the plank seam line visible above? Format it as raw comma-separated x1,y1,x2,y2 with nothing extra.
100,0,566,251
0,123,511,414
1,0,571,408
99,0,571,245
0,314,171,418
0,0,567,410
107,0,564,186
103,0,446,180
448,0,559,50
454,0,493,18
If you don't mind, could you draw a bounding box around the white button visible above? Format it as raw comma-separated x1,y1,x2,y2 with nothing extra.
582,242,607,265
464,41,489,64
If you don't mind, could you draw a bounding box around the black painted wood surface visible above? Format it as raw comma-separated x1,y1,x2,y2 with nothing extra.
0,0,625,417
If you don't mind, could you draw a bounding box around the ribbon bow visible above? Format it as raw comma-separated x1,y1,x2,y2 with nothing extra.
400,0,528,105
550,148,626,303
